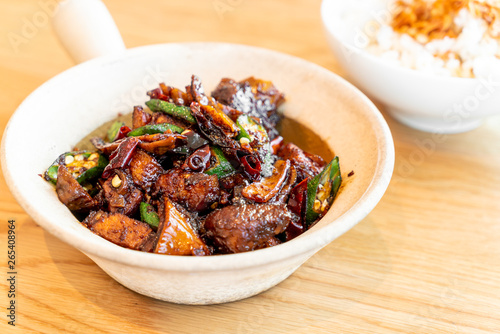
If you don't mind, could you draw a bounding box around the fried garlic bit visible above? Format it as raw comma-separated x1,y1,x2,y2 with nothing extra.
391,0,500,42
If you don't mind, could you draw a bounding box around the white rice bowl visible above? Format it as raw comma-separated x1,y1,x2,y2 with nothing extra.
359,0,500,78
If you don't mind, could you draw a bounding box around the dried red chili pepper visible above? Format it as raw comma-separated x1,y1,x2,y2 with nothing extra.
240,154,261,181
102,137,140,178
147,87,169,101
183,145,211,172
285,220,305,241
241,160,290,203
287,178,308,219
285,177,309,240
115,125,132,141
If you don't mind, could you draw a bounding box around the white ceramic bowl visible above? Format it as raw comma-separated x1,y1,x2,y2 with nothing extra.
1,42,394,304
321,0,500,133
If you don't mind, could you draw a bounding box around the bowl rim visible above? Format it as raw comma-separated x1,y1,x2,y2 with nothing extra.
320,0,483,84
1,42,395,272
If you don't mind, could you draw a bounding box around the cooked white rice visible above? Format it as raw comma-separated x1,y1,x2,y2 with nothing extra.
362,0,500,78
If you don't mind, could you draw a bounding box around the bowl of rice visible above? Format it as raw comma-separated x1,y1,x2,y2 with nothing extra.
321,0,500,133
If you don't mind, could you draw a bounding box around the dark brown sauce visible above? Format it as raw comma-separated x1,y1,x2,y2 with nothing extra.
74,114,131,151
277,117,333,161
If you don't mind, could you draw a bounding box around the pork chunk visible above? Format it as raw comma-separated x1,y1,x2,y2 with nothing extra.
154,168,220,212
102,170,143,216
84,210,155,251
203,204,295,253
277,143,325,181
56,165,96,212
154,197,209,256
128,149,164,192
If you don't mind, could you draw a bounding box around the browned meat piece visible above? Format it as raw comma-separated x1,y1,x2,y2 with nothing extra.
84,210,155,251
128,149,164,192
244,76,285,112
242,160,290,203
199,103,239,138
150,111,190,129
92,189,107,210
278,143,326,181
132,105,152,129
102,170,143,216
219,190,231,206
211,78,239,107
273,164,297,204
90,137,122,156
189,74,209,105
203,204,295,253
190,102,240,149
56,165,96,212
265,237,281,248
157,83,193,106
136,133,187,155
211,77,285,139
219,173,248,191
154,168,220,212
189,75,241,140
92,133,186,157
154,197,209,256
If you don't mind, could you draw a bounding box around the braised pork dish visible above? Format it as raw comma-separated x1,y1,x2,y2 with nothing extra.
43,75,341,255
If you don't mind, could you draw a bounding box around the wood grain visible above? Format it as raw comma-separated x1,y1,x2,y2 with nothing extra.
1,0,499,333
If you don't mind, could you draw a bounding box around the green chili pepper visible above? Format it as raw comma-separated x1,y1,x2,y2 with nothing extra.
140,202,160,229
45,165,59,185
146,99,196,124
107,121,125,142
127,123,184,136
236,115,271,142
76,153,108,184
236,115,274,177
204,146,236,178
305,156,341,226
235,115,253,141
43,151,108,185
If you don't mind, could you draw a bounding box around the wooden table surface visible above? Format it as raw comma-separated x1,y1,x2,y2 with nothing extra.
1,0,499,333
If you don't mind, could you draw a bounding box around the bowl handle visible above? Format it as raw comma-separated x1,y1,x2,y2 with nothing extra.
52,0,126,64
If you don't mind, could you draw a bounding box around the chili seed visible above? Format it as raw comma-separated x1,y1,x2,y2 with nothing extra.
321,200,329,212
317,190,326,201
112,174,122,188
64,155,74,165
313,200,321,212
240,137,251,145
324,182,332,194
